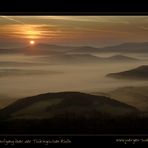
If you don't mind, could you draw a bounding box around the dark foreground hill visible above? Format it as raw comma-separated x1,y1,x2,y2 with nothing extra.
107,65,148,80
0,91,147,134
0,92,138,119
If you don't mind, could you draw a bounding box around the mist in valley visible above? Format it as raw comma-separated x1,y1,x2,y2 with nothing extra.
0,52,148,110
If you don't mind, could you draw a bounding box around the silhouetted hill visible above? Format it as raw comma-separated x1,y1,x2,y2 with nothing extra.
1,42,148,55
107,65,148,79
27,42,148,54
71,42,148,53
0,48,21,54
0,92,139,120
1,92,148,134
36,43,76,51
102,42,148,53
104,55,138,62
0,43,75,55
45,53,102,64
71,46,99,53
23,44,65,55
41,53,139,64
0,95,17,109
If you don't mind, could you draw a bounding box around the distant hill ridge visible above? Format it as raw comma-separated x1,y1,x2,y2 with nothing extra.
1,42,148,54
107,65,148,79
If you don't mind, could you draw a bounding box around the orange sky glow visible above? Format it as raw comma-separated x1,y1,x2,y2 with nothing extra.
0,16,148,47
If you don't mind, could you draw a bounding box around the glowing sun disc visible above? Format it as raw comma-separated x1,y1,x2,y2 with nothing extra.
30,40,35,45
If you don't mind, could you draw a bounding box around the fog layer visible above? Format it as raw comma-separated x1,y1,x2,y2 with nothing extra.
0,53,148,108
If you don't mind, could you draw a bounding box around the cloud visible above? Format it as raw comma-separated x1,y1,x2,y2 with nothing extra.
0,16,25,24
0,16,136,25
1,16,148,47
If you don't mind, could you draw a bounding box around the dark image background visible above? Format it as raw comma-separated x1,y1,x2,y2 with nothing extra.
0,1,148,145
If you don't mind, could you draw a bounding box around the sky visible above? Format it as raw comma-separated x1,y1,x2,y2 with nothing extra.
1,16,148,48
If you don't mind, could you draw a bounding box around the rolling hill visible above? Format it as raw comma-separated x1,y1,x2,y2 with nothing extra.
22,44,70,55
0,43,75,55
70,42,148,53
44,53,102,64
104,55,139,62
1,92,148,134
1,42,148,55
106,65,148,79
0,92,139,120
70,46,99,53
41,53,139,64
101,42,148,53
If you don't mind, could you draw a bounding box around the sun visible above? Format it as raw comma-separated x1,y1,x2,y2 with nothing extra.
30,40,35,45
